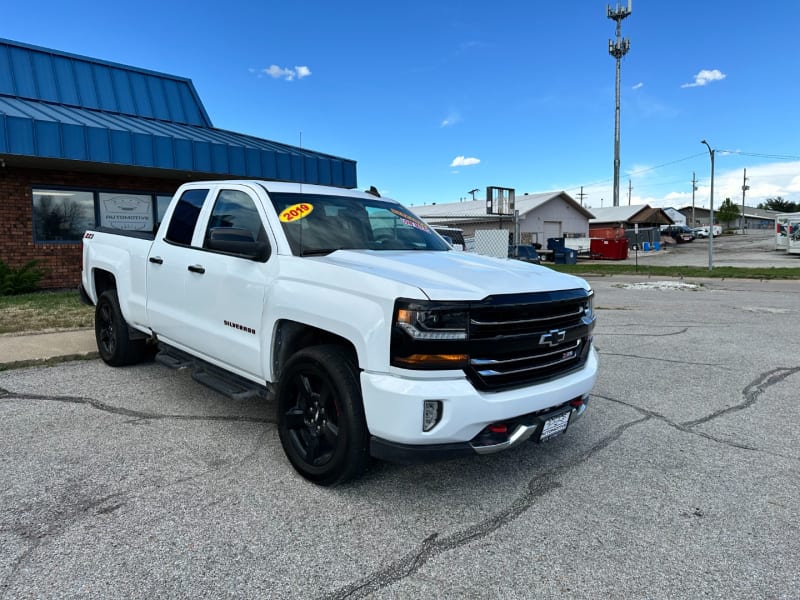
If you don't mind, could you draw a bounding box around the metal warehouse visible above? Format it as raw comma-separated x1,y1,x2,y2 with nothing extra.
0,38,357,289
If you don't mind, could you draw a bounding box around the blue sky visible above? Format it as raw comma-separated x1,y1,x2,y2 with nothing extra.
4,1,800,211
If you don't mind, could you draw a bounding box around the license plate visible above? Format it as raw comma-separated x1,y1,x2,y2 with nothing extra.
539,411,571,442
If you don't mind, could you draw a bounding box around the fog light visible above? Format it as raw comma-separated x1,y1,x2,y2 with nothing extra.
422,400,443,432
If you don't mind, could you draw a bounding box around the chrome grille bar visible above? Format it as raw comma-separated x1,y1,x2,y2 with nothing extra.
473,352,579,377
470,340,581,367
470,306,584,327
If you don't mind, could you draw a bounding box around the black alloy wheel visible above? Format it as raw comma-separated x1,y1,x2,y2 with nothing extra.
94,290,146,366
277,345,368,486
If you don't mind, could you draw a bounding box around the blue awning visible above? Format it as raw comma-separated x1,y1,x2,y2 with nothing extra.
0,97,357,187
0,38,358,189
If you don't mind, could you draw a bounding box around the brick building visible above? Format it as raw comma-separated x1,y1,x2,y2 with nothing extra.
0,38,357,289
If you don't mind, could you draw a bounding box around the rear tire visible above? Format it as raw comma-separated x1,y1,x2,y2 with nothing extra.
94,290,146,366
277,345,369,486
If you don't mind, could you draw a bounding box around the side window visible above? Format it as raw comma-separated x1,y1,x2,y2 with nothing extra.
204,189,267,247
165,189,208,245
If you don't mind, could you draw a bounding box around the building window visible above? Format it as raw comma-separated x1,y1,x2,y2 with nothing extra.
32,190,95,242
32,187,177,243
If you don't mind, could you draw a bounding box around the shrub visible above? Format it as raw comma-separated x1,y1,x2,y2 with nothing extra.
0,260,46,295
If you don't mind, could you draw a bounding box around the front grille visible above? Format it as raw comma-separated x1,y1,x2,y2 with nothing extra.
466,289,593,391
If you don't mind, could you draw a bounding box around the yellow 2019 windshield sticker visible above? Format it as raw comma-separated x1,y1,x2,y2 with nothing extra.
279,203,314,223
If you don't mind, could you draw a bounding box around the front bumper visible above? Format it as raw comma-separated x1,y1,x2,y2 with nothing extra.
362,346,598,460
371,398,589,464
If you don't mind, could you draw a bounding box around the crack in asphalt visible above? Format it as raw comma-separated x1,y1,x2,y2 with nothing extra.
595,365,800,458
681,367,800,428
323,414,650,600
0,387,272,424
325,366,799,598
0,386,274,592
1,489,129,592
597,327,689,337
597,351,727,367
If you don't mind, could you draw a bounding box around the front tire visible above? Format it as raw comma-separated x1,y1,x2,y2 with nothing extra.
94,290,146,366
277,345,369,486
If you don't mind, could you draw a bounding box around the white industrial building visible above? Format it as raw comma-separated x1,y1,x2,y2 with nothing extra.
414,191,593,247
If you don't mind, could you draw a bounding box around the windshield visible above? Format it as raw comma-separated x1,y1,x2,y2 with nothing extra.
268,192,450,256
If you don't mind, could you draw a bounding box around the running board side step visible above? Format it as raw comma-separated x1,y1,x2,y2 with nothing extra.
155,344,271,401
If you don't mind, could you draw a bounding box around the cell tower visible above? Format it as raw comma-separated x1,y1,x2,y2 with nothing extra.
608,0,631,207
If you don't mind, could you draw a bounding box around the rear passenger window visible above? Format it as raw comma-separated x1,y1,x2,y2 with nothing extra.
165,189,208,245
204,189,267,247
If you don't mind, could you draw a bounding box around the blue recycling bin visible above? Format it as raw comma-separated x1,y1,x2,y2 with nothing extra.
553,248,577,265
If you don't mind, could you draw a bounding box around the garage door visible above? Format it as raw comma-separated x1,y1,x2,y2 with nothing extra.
544,221,562,243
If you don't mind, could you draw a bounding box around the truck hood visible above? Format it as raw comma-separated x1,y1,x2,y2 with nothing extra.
313,250,589,300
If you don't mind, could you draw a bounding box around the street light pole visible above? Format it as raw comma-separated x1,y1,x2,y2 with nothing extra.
741,168,749,233
701,140,715,271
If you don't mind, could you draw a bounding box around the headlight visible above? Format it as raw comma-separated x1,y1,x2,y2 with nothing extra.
395,303,467,340
391,300,469,369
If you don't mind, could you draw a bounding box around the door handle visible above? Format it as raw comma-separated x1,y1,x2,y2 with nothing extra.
149,256,164,264
187,265,206,274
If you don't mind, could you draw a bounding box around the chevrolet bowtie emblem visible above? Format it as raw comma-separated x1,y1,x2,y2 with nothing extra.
539,329,566,347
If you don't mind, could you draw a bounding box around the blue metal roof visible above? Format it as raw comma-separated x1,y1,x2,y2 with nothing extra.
0,39,357,188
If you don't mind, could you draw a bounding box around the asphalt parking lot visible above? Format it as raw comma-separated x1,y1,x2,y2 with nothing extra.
606,229,798,269
1,238,799,598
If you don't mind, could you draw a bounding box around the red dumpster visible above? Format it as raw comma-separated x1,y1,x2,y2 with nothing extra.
590,238,629,260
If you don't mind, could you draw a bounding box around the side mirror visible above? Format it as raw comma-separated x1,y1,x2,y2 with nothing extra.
206,227,271,261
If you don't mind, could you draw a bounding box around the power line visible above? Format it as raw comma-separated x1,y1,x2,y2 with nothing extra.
627,152,707,176
718,150,800,161
564,149,800,199
566,152,705,194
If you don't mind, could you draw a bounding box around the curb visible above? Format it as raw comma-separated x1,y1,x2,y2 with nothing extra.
0,351,99,372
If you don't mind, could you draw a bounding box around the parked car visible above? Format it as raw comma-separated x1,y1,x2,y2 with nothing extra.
692,225,721,238
508,244,542,264
661,225,695,243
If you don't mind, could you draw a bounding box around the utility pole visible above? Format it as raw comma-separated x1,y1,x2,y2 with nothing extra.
691,172,698,228
741,168,749,233
577,186,587,207
627,179,633,205
608,0,631,207
701,140,715,271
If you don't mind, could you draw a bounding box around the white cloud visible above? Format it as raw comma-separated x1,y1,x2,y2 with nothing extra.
256,65,312,81
441,111,462,127
632,82,643,90
681,69,726,88
450,156,480,167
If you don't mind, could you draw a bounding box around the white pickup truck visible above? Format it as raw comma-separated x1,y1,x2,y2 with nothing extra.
80,180,598,485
